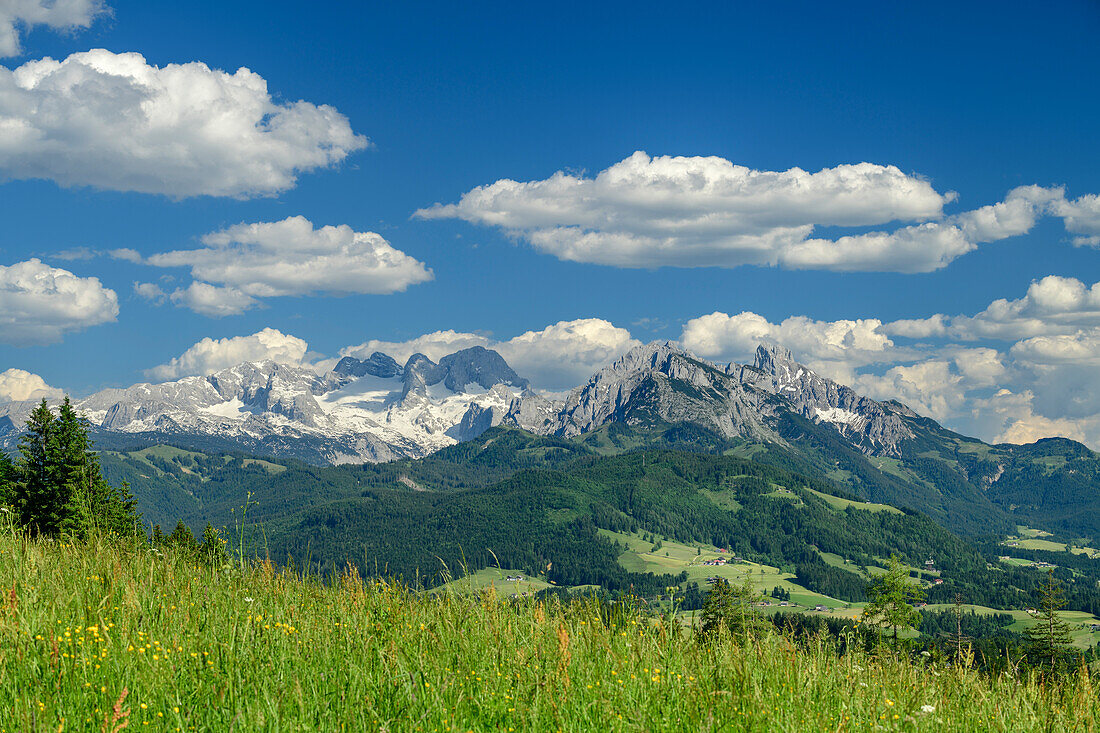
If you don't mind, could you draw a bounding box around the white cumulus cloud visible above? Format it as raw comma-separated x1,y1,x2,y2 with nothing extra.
853,361,963,423
981,389,1100,447
342,330,492,365
0,0,107,57
0,367,63,402
495,319,642,389
147,328,309,380
1010,330,1100,366
0,258,117,345
1051,194,1100,247
167,282,260,318
0,50,368,197
910,275,1100,342
416,151,1075,273
140,216,432,312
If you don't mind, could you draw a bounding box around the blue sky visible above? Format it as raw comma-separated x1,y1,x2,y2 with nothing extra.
2,1,1100,446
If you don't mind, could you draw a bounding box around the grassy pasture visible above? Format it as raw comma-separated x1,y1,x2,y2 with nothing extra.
434,567,553,596
2,529,1098,730
804,488,902,514
599,530,855,611
922,604,1100,649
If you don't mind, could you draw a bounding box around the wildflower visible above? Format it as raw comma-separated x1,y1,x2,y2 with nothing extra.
921,705,936,714
244,597,254,603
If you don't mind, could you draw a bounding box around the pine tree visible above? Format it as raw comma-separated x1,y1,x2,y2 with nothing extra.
151,524,164,545
15,399,66,535
12,398,139,537
863,554,925,648
1026,570,1072,671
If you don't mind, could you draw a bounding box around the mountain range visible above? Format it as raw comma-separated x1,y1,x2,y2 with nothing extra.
3,339,1100,539
0,341,917,464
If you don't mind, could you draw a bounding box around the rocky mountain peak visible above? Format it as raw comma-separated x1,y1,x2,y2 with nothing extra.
734,344,914,455
333,352,401,379
400,347,527,398
438,346,529,392
752,342,797,375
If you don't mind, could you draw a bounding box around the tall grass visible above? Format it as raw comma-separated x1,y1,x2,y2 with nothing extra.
0,525,1096,731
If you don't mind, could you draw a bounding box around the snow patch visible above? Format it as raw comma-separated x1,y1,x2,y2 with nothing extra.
814,407,865,427
199,398,250,420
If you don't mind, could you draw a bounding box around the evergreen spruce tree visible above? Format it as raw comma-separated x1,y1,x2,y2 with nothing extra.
1026,570,1072,671
54,398,139,537
0,451,15,509
151,524,164,545
699,575,764,640
12,398,139,537
15,399,65,535
167,520,198,554
862,554,925,648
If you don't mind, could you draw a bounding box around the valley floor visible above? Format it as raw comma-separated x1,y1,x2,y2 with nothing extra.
1,529,1098,731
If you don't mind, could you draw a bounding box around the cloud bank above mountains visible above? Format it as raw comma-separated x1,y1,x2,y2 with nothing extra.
418,152,1097,273
682,274,1100,449
0,367,63,402
147,328,309,381
13,268,1100,452
341,318,641,391
144,319,641,392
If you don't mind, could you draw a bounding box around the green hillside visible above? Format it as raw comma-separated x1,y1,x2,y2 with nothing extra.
93,426,1100,618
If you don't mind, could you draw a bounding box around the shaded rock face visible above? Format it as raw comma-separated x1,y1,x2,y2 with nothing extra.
449,401,507,442
438,347,529,392
333,353,401,379
534,342,778,443
401,347,529,399
505,390,562,434
251,365,327,427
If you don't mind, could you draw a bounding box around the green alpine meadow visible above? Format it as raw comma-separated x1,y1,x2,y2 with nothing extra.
2,524,1099,732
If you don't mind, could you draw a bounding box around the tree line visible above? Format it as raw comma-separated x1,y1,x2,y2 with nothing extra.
0,399,139,537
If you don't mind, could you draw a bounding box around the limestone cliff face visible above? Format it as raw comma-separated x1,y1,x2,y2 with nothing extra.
533,342,778,443
732,344,915,456
505,341,915,457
